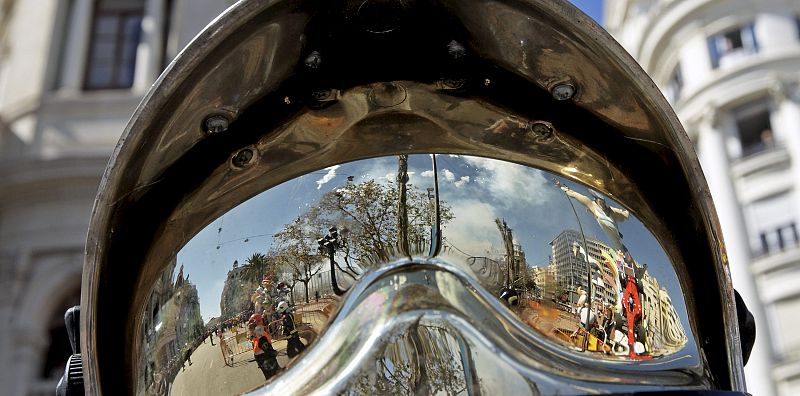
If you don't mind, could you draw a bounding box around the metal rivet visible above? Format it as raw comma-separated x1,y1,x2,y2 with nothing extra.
447,40,466,59
309,89,340,108
311,89,332,101
529,121,554,139
204,115,229,134
437,78,465,90
231,148,255,169
304,51,322,70
368,82,407,107
552,82,576,101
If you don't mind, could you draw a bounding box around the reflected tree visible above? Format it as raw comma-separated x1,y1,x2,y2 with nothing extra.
239,252,277,285
272,216,324,303
311,179,453,268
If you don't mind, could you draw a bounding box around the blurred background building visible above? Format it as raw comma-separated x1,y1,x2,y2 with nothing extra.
606,1,800,395
0,1,230,394
0,0,796,395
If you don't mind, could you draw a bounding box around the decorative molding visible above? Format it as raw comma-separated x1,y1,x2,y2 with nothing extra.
687,104,721,129
769,77,800,104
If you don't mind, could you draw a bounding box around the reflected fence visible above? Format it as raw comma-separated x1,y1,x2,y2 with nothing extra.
291,258,513,302
291,267,354,304
219,298,335,366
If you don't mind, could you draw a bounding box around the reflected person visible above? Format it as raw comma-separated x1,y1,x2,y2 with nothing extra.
557,182,629,251
248,314,280,380
277,301,306,359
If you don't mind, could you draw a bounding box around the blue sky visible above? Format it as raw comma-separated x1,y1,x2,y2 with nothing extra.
569,0,604,25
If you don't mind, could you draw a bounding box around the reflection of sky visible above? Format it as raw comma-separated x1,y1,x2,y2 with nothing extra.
176,155,688,335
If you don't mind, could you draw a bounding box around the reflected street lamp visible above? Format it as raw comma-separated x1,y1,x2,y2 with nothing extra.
318,227,347,296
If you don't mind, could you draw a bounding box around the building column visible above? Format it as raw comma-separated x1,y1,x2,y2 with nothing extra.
694,108,775,396
10,326,48,396
770,79,800,199
59,0,94,92
134,0,165,93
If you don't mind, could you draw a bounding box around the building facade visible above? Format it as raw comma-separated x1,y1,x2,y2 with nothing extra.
0,1,230,394
606,1,800,395
549,229,617,304
550,229,686,355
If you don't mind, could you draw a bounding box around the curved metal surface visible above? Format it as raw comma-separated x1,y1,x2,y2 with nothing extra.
81,0,743,394
135,154,701,394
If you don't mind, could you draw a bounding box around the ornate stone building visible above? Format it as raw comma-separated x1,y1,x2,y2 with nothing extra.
606,1,800,394
0,1,230,394
219,260,261,320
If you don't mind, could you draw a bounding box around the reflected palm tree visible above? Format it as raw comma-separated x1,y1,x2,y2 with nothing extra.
239,252,272,285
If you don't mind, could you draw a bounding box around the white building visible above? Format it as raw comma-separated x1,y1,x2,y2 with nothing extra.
606,1,800,395
0,1,229,395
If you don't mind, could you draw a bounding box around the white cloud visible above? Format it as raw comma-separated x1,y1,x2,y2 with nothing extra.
315,165,340,189
442,169,456,182
421,170,434,177
442,199,502,257
461,157,552,208
454,176,470,188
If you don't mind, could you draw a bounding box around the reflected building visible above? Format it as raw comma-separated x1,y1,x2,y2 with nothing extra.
549,230,615,304
641,271,664,349
549,229,686,355
659,288,688,351
640,271,687,354
219,260,260,320
530,265,556,300
137,262,204,395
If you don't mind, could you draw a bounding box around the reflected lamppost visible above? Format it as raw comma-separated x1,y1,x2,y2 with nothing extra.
318,227,347,296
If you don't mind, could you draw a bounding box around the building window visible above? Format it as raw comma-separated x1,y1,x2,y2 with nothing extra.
758,223,799,255
708,24,758,69
664,63,683,104
84,0,144,90
771,297,800,356
745,192,798,257
733,99,774,158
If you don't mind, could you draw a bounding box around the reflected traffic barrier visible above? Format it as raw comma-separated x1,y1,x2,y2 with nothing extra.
220,327,253,367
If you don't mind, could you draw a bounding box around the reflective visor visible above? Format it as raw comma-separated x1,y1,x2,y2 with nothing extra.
138,151,701,394
81,0,744,394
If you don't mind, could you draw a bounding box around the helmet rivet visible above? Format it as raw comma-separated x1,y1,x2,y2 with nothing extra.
447,40,466,59
551,82,576,101
231,148,255,169
203,115,229,134
529,121,554,139
304,51,322,70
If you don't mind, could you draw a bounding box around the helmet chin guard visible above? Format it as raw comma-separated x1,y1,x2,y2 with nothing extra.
80,0,747,394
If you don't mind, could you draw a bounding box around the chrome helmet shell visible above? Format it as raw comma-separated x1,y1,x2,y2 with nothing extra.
78,0,749,394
